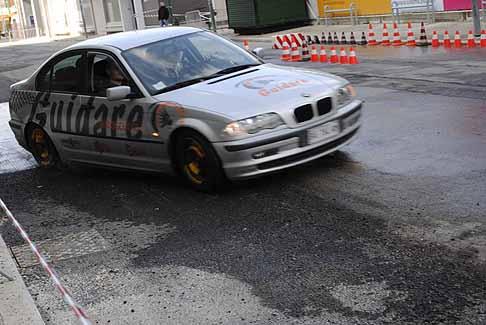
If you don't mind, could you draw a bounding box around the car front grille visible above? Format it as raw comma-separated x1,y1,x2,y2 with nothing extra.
294,97,333,123
317,97,333,116
294,104,313,123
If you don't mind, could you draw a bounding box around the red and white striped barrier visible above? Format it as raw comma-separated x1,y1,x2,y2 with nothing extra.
0,199,92,325
273,33,305,49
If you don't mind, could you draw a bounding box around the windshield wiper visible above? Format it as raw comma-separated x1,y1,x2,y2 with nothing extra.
210,64,261,77
153,76,216,95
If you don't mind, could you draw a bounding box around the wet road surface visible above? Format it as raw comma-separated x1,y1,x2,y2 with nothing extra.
0,41,486,324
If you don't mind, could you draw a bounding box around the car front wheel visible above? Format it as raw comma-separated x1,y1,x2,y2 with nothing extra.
175,130,226,192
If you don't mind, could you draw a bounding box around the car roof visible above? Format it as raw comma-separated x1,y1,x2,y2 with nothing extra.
67,27,203,51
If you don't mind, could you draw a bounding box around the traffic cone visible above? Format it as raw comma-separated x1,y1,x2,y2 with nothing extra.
310,45,319,62
333,32,339,44
350,32,357,45
368,23,379,45
392,22,403,46
330,46,339,63
281,43,291,61
417,22,428,46
360,32,368,45
321,32,327,44
301,41,310,61
382,23,391,46
328,32,333,44
314,35,321,45
454,31,462,48
349,47,359,64
306,35,313,45
341,32,348,45
243,39,249,50
467,30,476,48
290,42,301,62
481,30,486,47
319,45,328,63
339,47,348,64
431,31,440,47
443,31,451,47
406,22,416,46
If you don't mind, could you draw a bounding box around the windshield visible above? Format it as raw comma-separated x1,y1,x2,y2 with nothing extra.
122,31,261,95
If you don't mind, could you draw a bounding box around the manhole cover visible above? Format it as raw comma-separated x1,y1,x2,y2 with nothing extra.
11,229,110,268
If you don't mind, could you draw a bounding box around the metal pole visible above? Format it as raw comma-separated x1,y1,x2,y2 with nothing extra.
78,0,88,39
208,0,216,32
472,0,481,36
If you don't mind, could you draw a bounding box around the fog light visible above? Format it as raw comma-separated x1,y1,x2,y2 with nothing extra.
252,148,279,159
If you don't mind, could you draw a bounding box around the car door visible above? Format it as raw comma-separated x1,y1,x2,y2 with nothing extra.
77,51,167,172
33,51,95,162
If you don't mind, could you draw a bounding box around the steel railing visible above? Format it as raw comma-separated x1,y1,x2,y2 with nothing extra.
392,0,435,24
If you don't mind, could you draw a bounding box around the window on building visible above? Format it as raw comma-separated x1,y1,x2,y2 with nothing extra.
103,0,122,23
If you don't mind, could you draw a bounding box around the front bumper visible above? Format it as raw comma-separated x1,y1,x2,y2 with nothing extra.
213,100,363,180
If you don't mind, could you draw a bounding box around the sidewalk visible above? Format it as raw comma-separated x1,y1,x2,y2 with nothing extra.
0,233,44,324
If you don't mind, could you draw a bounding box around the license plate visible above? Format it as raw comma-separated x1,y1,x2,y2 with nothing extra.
307,121,340,145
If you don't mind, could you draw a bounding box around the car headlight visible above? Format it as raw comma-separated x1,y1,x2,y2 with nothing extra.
336,84,356,108
223,113,284,136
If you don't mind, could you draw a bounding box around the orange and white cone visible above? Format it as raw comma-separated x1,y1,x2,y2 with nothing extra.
406,22,416,46
339,47,348,64
301,41,310,61
431,31,440,47
319,45,328,63
454,31,462,48
467,30,476,48
281,43,291,61
349,47,359,64
243,39,249,50
481,30,486,47
443,31,451,47
368,23,379,45
310,45,319,62
290,42,301,62
417,22,428,46
392,22,403,46
382,23,391,46
330,46,338,64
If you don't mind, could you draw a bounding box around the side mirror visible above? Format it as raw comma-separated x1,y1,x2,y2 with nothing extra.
106,86,132,101
252,47,265,59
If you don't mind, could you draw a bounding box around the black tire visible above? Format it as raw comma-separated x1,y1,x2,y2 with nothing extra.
26,125,60,168
175,129,226,192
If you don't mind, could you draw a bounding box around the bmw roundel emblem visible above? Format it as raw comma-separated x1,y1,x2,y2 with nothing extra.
301,93,311,98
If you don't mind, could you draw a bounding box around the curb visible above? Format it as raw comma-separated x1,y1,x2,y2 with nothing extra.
0,234,44,324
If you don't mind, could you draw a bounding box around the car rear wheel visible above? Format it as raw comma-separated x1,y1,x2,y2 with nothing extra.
26,125,60,168
175,130,226,192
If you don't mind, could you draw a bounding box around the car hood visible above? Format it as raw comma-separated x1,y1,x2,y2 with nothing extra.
152,64,347,120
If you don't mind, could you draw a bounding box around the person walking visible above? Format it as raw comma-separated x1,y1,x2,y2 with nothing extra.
158,2,170,27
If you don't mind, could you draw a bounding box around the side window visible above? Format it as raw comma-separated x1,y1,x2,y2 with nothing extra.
36,66,52,92
88,53,129,97
51,54,84,93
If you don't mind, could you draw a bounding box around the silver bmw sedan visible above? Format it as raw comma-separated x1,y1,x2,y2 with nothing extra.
8,27,362,191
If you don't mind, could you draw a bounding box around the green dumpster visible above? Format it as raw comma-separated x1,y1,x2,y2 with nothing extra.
226,0,310,34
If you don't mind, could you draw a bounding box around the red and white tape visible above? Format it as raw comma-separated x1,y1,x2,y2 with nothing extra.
0,199,92,325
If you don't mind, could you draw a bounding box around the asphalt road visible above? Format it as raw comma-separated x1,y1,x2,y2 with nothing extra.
0,38,485,324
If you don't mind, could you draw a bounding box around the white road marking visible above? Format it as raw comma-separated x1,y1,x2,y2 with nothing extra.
0,102,37,174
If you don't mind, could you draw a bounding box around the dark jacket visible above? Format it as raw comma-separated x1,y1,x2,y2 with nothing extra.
158,6,170,20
